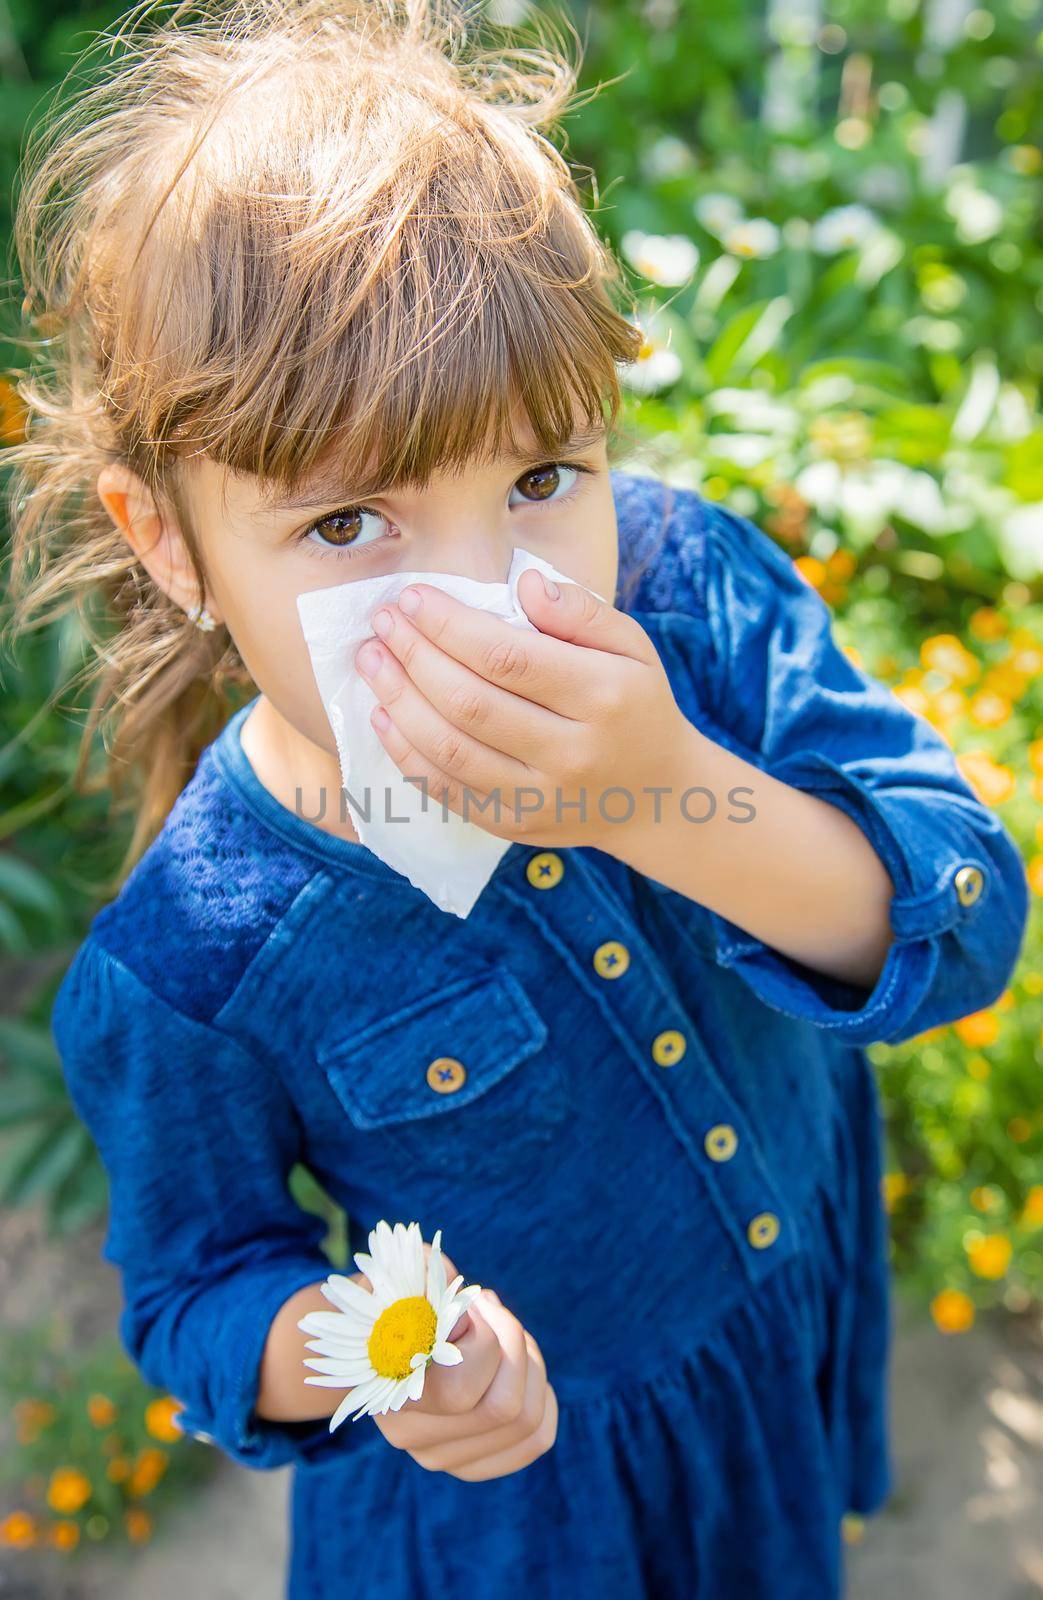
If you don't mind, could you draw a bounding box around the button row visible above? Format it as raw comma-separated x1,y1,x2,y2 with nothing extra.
521,849,781,1254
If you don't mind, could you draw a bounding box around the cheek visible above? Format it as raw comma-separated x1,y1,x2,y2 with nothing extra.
214,571,322,717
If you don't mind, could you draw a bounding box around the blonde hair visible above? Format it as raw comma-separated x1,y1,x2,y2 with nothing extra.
2,0,643,885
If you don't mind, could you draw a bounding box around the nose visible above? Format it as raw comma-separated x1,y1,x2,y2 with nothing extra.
407,510,514,586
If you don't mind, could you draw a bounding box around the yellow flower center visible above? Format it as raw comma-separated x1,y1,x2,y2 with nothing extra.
368,1295,437,1380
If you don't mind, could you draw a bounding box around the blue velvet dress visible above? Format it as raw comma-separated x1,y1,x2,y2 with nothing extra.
50,473,1029,1598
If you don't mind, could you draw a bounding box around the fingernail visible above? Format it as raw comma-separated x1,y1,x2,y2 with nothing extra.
542,575,560,600
447,1311,471,1342
357,642,382,675
372,608,393,637
398,587,421,614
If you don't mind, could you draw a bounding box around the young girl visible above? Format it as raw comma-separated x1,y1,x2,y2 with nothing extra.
7,0,1029,1595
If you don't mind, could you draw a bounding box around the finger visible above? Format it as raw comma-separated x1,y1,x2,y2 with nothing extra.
410,1327,546,1471
370,712,523,839
514,565,658,666
386,1288,502,1421
388,1290,528,1452
368,581,644,719
358,622,567,768
446,1380,559,1483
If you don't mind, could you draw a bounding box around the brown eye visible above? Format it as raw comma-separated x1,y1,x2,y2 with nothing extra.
310,509,364,546
302,506,388,554
515,465,562,502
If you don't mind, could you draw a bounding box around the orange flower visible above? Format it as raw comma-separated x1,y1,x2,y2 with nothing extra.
1020,1186,1043,1227
967,691,1011,728
47,1468,91,1516
127,1448,168,1498
0,1510,37,1548
981,661,1027,700
956,750,1015,806
1029,739,1043,776
920,633,979,685
880,1172,909,1212
1008,1117,1032,1143
144,1395,185,1443
48,1520,81,1552
106,1456,131,1484
124,1508,153,1543
0,377,28,447
87,1393,117,1428
14,1397,57,1444
970,1185,1001,1214
953,1008,1000,1048
1028,856,1043,898
794,556,827,591
826,548,857,582
930,1288,975,1334
893,684,931,718
968,607,1007,642
966,1232,1012,1279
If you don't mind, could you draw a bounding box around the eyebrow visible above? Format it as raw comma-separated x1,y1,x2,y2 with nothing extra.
256,424,607,513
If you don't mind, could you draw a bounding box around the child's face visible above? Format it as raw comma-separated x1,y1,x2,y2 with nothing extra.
177,413,618,757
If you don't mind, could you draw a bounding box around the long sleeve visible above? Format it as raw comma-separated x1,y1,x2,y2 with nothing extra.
669,499,1030,1048
49,934,379,1472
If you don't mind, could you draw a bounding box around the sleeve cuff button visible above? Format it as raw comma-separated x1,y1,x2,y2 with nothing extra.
954,865,985,907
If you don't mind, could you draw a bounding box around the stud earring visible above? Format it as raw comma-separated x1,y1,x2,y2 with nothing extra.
185,601,218,633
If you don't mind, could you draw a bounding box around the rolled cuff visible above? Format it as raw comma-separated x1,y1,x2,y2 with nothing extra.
127,1256,385,1473
706,746,1026,1048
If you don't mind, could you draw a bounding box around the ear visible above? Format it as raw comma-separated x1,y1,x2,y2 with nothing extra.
96,463,222,625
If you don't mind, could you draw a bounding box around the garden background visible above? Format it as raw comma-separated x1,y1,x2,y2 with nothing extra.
0,0,1041,1592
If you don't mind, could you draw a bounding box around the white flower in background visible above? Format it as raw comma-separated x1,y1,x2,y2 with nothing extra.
809,203,880,254
944,180,1003,245
298,1221,483,1430
998,503,1043,581
641,134,695,183
723,217,782,259
620,230,700,285
795,458,950,539
694,192,745,237
618,322,683,395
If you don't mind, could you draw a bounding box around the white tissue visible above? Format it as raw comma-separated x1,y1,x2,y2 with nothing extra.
296,548,606,919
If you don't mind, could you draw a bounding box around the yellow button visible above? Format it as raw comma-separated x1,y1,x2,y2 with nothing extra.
953,865,985,907
704,1123,738,1162
426,1057,467,1094
747,1212,780,1250
593,940,630,979
652,1029,687,1067
526,851,565,890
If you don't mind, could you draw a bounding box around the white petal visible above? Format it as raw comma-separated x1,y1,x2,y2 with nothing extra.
431,1342,464,1366
300,1331,370,1356
409,1350,429,1369
329,1390,366,1432
302,1357,375,1380
406,1365,427,1401
321,1277,381,1321
352,1252,400,1306
304,1373,370,1389
299,1309,368,1338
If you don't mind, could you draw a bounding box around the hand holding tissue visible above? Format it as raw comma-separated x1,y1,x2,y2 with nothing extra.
296,548,607,919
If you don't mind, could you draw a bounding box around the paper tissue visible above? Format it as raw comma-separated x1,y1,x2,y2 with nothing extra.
296,548,606,919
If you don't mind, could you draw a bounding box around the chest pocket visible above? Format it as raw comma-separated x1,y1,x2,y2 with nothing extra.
317,968,569,1179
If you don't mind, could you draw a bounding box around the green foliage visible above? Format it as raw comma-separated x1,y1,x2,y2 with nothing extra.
0,1315,218,1556
0,0,1041,1350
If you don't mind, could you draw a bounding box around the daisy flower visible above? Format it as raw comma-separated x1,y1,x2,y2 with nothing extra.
298,1220,483,1430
